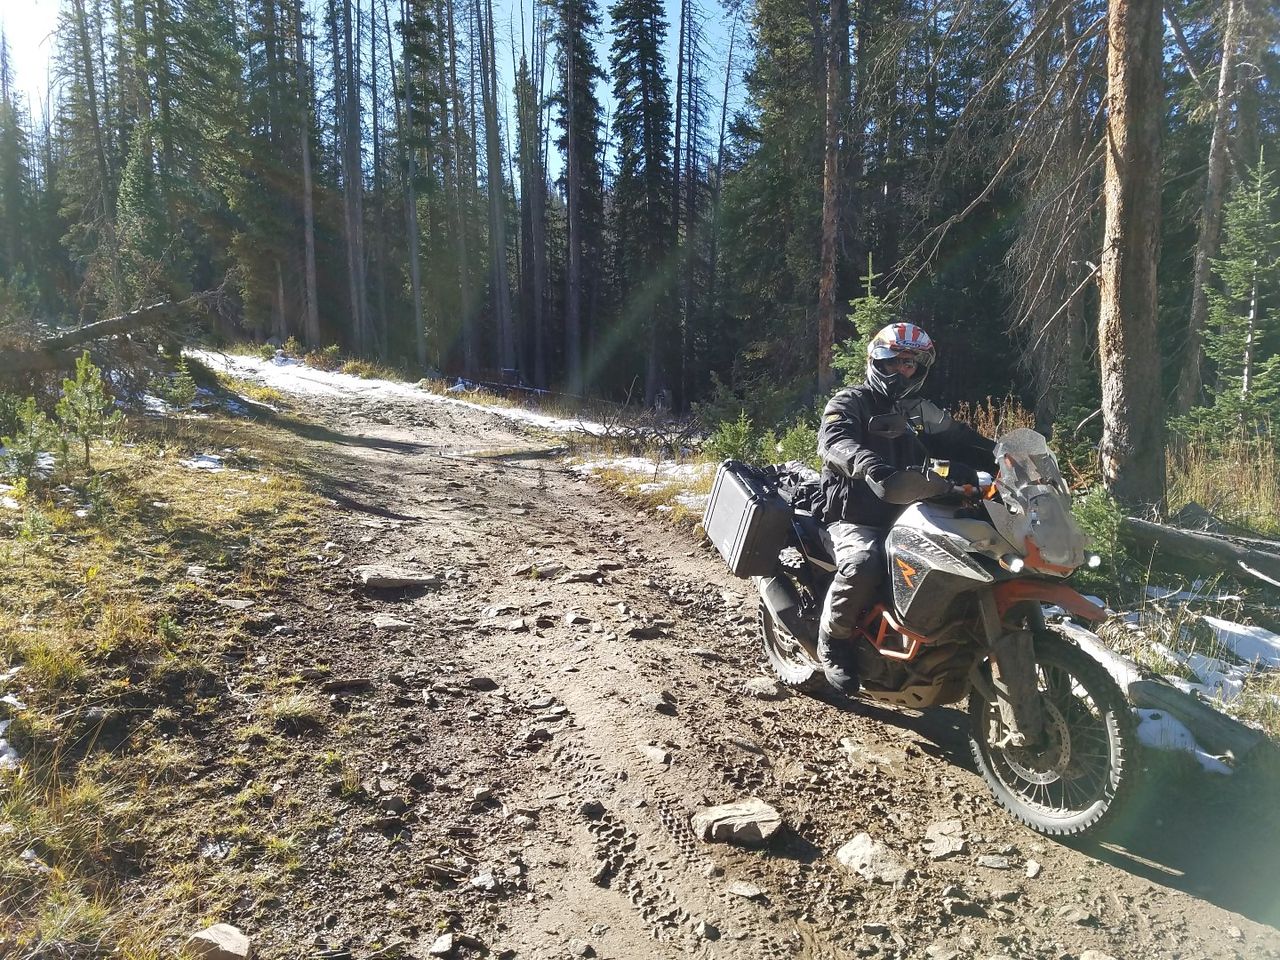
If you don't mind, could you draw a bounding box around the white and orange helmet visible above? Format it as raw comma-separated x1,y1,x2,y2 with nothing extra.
866,322,936,399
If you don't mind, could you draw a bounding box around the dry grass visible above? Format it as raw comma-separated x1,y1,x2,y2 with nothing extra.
0,410,326,957
951,394,1036,438
1166,435,1280,535
217,373,288,408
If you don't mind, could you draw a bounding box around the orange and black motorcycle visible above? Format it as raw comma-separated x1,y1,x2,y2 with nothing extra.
704,425,1135,836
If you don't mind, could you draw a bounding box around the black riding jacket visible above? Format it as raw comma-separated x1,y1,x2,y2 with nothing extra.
817,383,997,527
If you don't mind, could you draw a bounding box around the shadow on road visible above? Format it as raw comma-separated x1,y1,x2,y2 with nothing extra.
1080,749,1280,929
826,694,1280,929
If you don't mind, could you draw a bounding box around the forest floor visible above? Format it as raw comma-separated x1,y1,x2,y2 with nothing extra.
9,357,1280,960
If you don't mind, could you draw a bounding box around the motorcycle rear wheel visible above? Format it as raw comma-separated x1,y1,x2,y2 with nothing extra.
758,603,827,692
968,630,1136,837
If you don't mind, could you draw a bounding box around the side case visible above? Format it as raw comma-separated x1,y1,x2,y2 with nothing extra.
702,463,793,578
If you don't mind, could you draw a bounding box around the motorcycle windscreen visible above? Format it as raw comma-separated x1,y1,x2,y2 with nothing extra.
992,429,1086,570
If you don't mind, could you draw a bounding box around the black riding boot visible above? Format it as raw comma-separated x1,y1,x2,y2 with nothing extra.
817,628,861,695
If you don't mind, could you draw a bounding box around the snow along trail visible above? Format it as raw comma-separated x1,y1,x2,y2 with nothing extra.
192,350,613,435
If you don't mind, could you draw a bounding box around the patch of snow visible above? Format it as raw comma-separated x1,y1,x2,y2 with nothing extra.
189,349,613,435
180,454,226,472
1145,581,1242,604
141,393,172,416
573,457,713,482
1,693,26,710
1135,709,1233,775
1201,616,1280,668
0,496,18,511
0,448,55,478
0,720,19,770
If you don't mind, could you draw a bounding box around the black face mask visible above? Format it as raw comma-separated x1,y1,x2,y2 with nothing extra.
866,360,925,400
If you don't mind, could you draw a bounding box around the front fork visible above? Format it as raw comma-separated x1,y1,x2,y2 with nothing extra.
969,595,1045,748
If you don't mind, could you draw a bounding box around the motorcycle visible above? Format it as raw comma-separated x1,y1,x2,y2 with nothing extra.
703,422,1135,836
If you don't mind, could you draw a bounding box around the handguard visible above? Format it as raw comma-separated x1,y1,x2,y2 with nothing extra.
870,466,951,505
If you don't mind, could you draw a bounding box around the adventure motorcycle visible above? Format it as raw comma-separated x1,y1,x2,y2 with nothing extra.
703,423,1135,836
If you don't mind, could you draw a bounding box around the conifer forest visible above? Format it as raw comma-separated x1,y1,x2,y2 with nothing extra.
0,0,1278,506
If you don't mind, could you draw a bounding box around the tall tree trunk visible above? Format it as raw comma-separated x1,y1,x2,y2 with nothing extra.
1099,0,1165,509
447,0,476,375
389,0,426,368
477,0,514,370
530,4,549,388
370,0,389,358
817,0,848,395
297,0,322,348
341,0,370,353
564,1,582,393
1174,0,1241,412
706,15,736,326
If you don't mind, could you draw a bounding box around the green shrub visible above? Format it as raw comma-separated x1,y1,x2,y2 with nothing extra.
1072,486,1130,598
304,344,343,371
0,391,21,438
705,411,760,464
149,358,198,409
56,352,124,473
776,421,820,468
1,397,58,482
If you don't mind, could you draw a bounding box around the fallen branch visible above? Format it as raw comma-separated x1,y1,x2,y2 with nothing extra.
0,295,211,378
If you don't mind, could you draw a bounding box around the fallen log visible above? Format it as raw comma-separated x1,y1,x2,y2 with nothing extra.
1056,621,1269,762
1122,515,1280,587
0,297,205,378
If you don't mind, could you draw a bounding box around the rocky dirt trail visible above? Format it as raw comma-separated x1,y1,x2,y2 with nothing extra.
228,378,1280,960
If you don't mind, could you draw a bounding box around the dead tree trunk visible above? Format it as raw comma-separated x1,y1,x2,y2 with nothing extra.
1175,0,1242,412
1098,0,1166,509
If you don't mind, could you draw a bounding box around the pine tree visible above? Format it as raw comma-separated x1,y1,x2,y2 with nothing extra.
552,0,604,393
608,0,672,404
1204,154,1280,419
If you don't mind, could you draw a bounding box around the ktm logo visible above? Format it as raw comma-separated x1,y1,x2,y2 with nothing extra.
895,557,918,589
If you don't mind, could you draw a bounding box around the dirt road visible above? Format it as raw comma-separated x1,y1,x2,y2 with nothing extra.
223,372,1280,960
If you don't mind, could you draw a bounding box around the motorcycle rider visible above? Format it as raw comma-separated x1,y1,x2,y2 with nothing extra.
816,322,996,693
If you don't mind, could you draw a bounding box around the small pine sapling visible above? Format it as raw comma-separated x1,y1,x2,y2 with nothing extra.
56,352,124,473
1,397,57,482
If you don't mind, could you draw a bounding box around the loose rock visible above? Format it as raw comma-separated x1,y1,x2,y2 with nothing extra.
976,854,1011,870
638,743,671,765
923,819,967,860
835,833,908,884
741,677,787,700
183,923,253,960
353,565,441,589
1024,859,1042,879
691,798,783,847
726,881,766,900
427,934,455,957
372,614,413,632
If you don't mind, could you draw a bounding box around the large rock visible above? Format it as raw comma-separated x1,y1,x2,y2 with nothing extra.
353,565,441,589
691,798,783,847
183,923,253,960
835,833,908,884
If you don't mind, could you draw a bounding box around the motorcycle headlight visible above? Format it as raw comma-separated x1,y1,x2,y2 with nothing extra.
1000,554,1025,573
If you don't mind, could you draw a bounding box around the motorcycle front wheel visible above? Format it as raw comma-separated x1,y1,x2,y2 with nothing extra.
968,630,1137,837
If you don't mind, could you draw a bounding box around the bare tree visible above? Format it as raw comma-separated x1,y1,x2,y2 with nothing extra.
1174,0,1242,412
1098,0,1166,508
